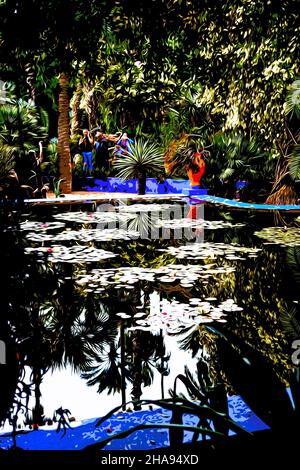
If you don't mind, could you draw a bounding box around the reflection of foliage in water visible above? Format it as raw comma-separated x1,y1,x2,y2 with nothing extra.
173,248,291,390
2,204,297,436
255,226,300,247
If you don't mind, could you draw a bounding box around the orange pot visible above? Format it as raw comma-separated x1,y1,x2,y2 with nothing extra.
187,154,206,187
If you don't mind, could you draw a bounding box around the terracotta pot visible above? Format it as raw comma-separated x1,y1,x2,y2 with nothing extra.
187,164,205,187
187,168,204,187
187,153,206,187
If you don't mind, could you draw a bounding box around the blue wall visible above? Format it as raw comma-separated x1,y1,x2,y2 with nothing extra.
77,177,193,194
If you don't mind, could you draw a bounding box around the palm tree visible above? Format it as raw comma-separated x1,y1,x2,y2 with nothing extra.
57,73,72,194
17,260,120,424
81,289,170,410
209,132,267,198
267,79,300,205
114,139,164,195
0,93,48,161
0,144,16,199
0,86,48,197
70,81,83,138
80,296,132,410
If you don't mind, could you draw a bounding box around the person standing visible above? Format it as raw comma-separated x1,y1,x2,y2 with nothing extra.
116,132,134,156
94,131,110,175
79,129,94,174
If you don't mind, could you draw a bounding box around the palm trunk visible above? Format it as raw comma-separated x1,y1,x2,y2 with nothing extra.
159,329,165,399
161,369,165,400
120,324,126,411
71,82,83,137
131,330,142,410
86,80,98,130
266,156,298,205
58,73,72,194
138,173,146,195
266,134,299,205
32,367,43,426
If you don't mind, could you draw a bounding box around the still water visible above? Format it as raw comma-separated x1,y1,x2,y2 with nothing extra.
2,198,298,440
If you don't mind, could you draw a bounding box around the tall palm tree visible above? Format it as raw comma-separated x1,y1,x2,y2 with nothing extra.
57,73,72,194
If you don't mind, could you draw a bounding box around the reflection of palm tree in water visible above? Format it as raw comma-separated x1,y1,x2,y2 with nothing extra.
53,406,72,437
82,288,170,411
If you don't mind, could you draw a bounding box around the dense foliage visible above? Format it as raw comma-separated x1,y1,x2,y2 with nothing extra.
1,0,300,197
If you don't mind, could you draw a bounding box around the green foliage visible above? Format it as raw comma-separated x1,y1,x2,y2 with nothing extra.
0,96,48,158
280,305,300,341
42,138,59,177
288,145,300,181
0,143,15,196
114,139,164,193
52,177,64,197
115,139,164,179
285,80,300,120
205,132,270,198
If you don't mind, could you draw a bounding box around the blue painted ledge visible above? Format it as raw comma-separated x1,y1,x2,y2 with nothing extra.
74,177,205,194
196,195,300,211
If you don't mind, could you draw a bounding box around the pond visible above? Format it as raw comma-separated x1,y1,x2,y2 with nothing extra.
1,197,299,451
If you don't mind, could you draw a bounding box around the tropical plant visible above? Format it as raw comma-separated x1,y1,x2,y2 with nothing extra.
0,144,16,199
52,178,64,197
285,79,300,120
57,73,72,194
0,95,48,162
114,139,164,194
207,132,269,199
267,78,300,205
81,331,130,405
42,138,59,177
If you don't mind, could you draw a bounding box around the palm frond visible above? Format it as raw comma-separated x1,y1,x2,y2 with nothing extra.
280,306,300,340
220,167,235,180
288,145,300,181
114,139,164,181
287,247,300,287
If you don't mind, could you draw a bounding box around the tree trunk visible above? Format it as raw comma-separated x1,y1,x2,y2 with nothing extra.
131,330,142,410
32,367,44,426
70,82,83,137
161,369,165,400
138,173,146,195
86,80,98,131
58,73,72,194
25,62,36,102
159,329,165,399
120,324,127,411
266,156,298,205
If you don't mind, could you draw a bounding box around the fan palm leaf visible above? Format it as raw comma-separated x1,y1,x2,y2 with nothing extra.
287,247,300,287
280,306,300,340
288,145,300,181
115,139,164,179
